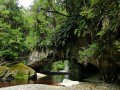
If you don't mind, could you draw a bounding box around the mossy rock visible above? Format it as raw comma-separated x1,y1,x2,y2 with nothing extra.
0,66,9,78
4,63,36,80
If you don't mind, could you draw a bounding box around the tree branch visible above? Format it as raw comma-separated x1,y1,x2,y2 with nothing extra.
41,8,70,17
46,0,70,17
83,0,87,8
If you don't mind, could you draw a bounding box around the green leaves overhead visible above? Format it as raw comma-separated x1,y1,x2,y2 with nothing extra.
96,16,110,37
50,0,120,62
1,0,120,64
80,7,95,19
0,0,28,61
78,43,98,62
90,0,100,6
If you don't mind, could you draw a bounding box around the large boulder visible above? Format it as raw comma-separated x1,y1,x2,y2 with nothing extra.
3,63,36,80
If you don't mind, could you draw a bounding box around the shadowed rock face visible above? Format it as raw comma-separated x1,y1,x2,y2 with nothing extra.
92,59,120,82
78,63,100,81
28,50,49,68
28,49,120,83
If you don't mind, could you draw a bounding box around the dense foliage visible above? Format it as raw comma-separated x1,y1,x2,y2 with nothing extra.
51,0,120,61
49,0,120,82
0,0,120,82
0,0,28,62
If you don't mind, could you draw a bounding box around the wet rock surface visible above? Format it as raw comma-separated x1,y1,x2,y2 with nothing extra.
0,82,120,90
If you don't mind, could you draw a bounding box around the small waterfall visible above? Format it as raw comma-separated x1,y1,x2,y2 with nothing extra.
64,60,69,79
64,60,69,72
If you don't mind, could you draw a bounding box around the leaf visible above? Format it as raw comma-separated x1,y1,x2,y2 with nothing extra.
74,29,78,35
90,0,100,6
77,32,80,37
96,30,105,36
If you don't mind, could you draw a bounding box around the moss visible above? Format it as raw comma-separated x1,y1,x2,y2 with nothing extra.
0,66,9,78
4,63,36,80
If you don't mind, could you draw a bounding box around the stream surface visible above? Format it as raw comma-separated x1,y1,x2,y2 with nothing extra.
0,73,119,89
0,74,73,88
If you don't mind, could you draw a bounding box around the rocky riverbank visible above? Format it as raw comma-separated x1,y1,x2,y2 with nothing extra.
0,82,120,90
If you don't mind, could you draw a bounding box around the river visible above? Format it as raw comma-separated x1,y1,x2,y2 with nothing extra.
0,73,119,90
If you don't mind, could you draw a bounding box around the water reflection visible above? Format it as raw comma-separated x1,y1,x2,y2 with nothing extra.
0,74,68,88
34,75,65,85
0,79,33,88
